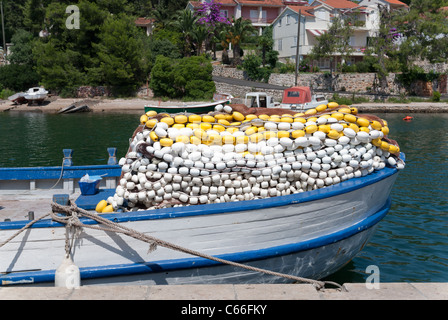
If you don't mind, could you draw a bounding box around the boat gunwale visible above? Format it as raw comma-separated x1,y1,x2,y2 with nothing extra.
0,162,400,231
0,198,391,285
0,164,121,181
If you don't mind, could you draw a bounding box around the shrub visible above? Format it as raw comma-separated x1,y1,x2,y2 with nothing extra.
0,88,15,100
432,90,441,102
242,54,272,83
150,55,215,100
0,64,40,92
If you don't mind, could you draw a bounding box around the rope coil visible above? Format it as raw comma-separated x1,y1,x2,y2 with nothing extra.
49,201,347,291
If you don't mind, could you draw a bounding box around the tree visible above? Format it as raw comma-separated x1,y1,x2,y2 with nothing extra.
8,29,34,66
33,39,86,95
363,4,403,93
92,14,147,96
173,9,198,57
0,64,40,91
310,15,353,72
227,17,254,66
195,0,230,56
241,26,278,83
217,24,231,64
192,24,209,55
395,0,448,66
257,26,277,67
150,55,215,100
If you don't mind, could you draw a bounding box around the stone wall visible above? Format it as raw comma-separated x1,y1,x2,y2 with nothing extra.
215,82,284,101
212,66,404,95
212,65,246,80
77,86,111,98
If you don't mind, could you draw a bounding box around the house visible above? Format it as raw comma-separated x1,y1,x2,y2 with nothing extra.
187,0,309,34
135,18,155,36
272,0,407,70
271,5,315,62
357,0,408,30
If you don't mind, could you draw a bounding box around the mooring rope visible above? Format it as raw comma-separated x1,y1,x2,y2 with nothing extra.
0,213,51,249
49,201,347,291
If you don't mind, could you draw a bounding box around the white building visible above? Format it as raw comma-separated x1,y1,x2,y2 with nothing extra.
272,0,407,70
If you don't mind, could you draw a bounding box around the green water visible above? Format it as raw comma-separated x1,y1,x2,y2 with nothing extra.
0,111,447,283
0,112,139,167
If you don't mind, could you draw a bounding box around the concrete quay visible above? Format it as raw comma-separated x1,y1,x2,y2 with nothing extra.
1,283,447,300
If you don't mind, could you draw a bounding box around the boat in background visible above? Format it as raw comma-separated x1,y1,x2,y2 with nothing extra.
8,92,27,105
144,93,233,114
279,86,328,111
8,87,49,106
24,87,49,105
244,87,328,112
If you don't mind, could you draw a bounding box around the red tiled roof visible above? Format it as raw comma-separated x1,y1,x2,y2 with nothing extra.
287,5,315,17
190,0,288,7
383,0,408,7
316,0,358,9
135,18,154,26
237,0,285,6
217,0,238,5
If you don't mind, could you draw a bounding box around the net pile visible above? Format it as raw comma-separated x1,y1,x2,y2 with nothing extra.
95,102,405,213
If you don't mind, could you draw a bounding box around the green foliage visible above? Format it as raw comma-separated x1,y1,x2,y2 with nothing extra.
396,0,448,65
242,54,262,80
241,54,272,83
33,39,86,93
432,91,441,102
150,55,215,100
7,29,35,66
396,66,442,89
310,16,353,72
276,59,296,74
0,64,40,91
227,17,255,66
0,88,15,100
91,14,147,96
241,26,278,82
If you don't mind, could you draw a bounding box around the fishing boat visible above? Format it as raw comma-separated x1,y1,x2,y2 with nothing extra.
0,152,403,287
279,86,328,111
144,93,233,114
244,87,328,112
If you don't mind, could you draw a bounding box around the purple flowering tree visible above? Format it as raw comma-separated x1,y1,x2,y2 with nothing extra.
195,0,231,58
196,0,230,29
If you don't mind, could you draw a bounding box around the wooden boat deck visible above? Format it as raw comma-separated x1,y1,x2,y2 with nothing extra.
0,189,81,221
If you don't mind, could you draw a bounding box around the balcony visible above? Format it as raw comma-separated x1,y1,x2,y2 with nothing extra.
246,17,276,25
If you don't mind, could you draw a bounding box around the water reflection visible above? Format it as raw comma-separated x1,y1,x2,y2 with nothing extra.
326,113,448,283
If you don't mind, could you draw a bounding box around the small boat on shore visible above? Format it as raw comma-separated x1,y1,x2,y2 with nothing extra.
24,87,49,105
144,93,233,114
8,92,27,105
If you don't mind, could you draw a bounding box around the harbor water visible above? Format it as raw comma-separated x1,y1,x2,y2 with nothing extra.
0,111,447,283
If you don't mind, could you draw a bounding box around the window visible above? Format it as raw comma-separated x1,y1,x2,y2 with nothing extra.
220,10,228,18
350,36,355,46
317,58,330,69
286,14,290,25
278,39,282,51
293,36,297,46
278,17,282,27
287,91,300,98
250,10,258,20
